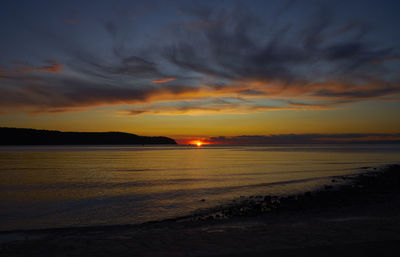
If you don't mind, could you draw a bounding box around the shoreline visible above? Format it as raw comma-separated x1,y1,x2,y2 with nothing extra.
0,164,391,234
1,164,400,256
184,164,397,221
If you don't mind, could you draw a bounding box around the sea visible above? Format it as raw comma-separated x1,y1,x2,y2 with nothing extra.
1,144,399,231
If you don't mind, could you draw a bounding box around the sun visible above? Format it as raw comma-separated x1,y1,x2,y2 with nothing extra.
187,140,208,146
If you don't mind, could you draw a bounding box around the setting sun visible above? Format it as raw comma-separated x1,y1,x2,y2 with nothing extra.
187,140,206,146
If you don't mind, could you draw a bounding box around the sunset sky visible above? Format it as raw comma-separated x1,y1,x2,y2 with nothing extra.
1,0,400,143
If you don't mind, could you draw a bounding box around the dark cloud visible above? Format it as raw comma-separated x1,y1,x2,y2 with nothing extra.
104,21,118,39
208,134,400,144
163,4,399,96
121,98,294,116
0,73,203,113
64,18,79,24
0,62,63,76
314,86,400,99
0,1,399,115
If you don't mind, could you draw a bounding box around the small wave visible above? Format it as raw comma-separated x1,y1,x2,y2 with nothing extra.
0,178,210,191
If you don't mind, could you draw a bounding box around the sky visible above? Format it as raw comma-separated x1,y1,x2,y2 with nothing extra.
0,0,400,144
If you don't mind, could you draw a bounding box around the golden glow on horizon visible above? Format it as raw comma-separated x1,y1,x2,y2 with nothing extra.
186,140,208,146
2,101,400,139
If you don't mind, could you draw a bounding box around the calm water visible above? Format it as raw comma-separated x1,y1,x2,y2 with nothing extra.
1,144,399,231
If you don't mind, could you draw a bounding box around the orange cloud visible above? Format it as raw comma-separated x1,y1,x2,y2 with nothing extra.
30,63,63,74
371,56,400,64
151,78,176,83
1,62,63,75
119,98,300,116
1,65,399,115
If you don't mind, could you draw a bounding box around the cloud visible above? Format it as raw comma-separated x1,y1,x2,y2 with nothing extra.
0,74,206,113
163,4,400,98
207,134,400,144
121,98,296,116
120,97,343,116
67,52,165,80
0,2,399,115
371,55,400,64
152,78,176,83
33,63,63,74
64,18,79,24
0,62,63,76
104,21,118,39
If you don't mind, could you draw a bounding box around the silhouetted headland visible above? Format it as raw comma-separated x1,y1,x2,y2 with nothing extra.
0,127,177,145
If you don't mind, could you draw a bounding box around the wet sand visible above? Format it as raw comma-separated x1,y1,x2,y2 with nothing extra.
1,165,400,257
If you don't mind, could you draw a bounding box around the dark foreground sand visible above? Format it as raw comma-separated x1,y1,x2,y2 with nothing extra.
1,165,400,257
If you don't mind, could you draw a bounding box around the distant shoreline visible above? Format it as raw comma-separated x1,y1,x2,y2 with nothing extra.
0,127,177,145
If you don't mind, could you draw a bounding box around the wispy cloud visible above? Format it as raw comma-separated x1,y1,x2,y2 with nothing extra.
152,78,176,83
121,99,294,116
0,62,63,76
0,2,399,115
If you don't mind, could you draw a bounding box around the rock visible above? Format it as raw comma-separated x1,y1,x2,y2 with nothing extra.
304,192,312,198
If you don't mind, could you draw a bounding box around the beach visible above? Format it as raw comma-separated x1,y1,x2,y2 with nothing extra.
1,164,400,257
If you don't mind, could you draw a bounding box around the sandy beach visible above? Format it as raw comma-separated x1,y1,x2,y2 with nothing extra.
1,165,400,256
